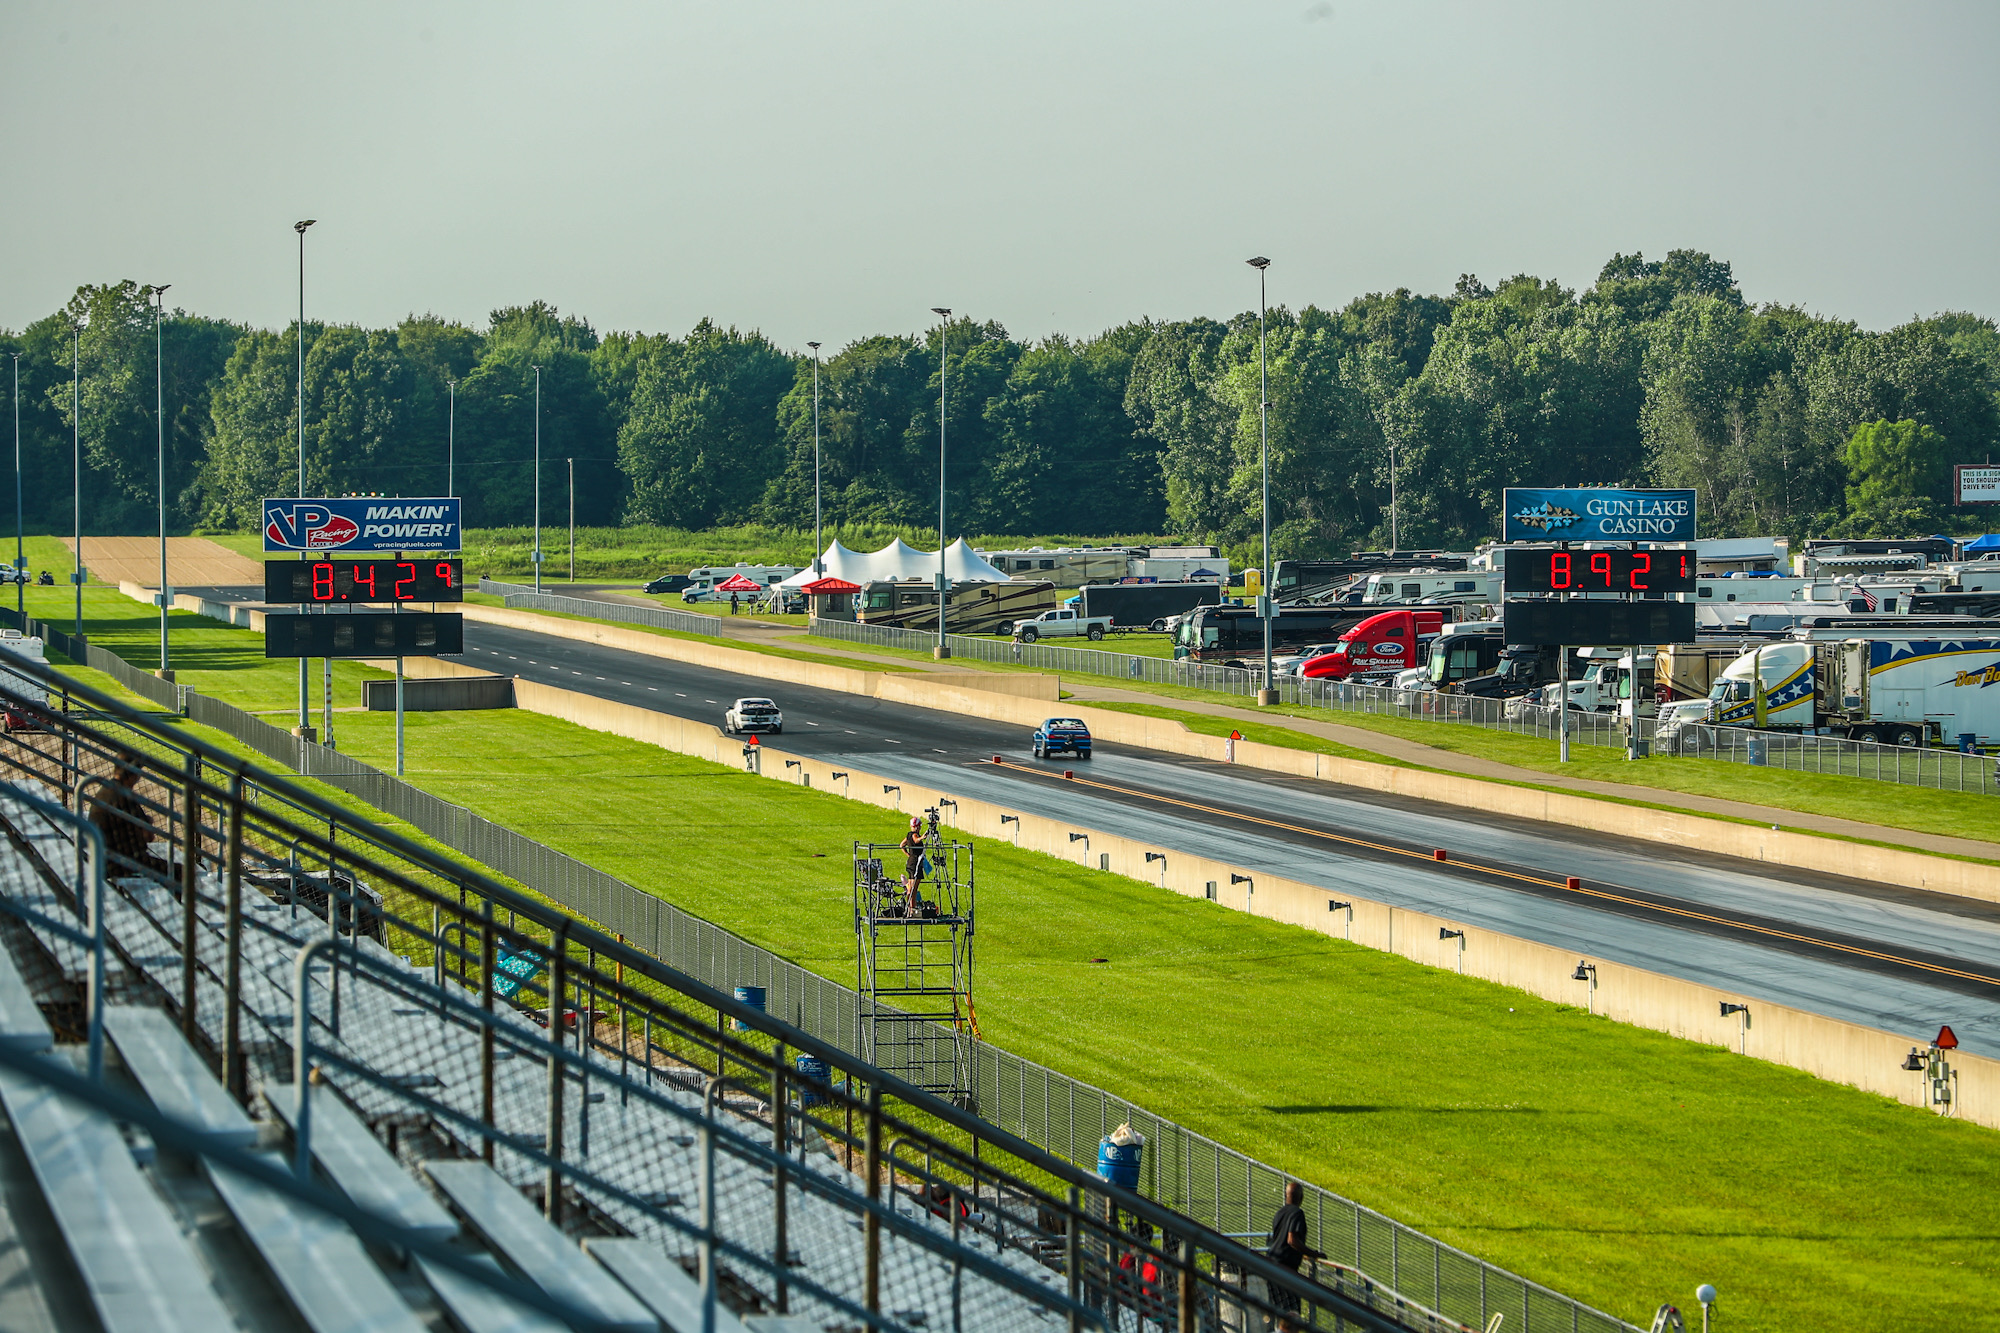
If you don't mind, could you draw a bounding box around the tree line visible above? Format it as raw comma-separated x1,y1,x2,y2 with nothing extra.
3,251,1996,560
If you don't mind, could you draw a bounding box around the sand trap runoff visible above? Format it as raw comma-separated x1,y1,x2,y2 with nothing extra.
63,537,263,588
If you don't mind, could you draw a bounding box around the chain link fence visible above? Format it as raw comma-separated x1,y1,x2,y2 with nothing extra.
808,616,1999,794
479,578,725,636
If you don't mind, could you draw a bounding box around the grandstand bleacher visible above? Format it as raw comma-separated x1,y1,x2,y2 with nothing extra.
0,655,1569,1332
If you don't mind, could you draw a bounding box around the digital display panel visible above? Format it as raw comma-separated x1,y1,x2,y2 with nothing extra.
263,613,464,659
1503,548,1695,595
1501,601,1695,646
265,559,463,604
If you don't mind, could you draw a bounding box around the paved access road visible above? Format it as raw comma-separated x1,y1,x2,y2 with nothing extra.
459,617,2000,1055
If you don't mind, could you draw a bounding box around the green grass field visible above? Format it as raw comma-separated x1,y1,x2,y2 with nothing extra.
25,584,2000,1330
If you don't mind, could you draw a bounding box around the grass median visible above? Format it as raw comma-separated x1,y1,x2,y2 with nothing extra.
27,582,2000,1329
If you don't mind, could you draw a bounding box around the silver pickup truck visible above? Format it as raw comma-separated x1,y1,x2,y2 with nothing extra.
1011,607,1112,643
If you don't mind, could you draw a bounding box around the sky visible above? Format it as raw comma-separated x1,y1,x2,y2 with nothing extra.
3,1,1997,350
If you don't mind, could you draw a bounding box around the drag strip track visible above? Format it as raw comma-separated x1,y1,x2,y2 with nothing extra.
978,756,2000,999
451,617,2000,1049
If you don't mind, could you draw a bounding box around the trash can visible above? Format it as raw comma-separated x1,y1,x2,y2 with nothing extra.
732,985,766,1032
1959,733,1978,755
1097,1132,1144,1190
1747,736,1767,767
794,1053,831,1109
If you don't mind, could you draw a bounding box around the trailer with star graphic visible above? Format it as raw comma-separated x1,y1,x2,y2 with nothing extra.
1705,633,2000,747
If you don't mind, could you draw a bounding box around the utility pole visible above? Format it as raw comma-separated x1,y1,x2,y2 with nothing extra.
72,320,82,639
1247,257,1275,705
10,352,21,617
149,284,171,674
532,365,543,592
446,378,457,497
808,342,822,577
930,309,950,658
567,457,575,582
294,219,317,739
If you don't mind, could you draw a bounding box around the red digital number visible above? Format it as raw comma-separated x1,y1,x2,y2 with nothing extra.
1550,553,1571,588
436,561,456,589
1629,552,1651,590
311,563,334,600
352,564,377,599
394,561,417,599
1590,552,1612,586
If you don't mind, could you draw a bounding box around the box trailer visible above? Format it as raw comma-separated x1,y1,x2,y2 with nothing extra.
1706,637,2000,747
1076,581,1223,631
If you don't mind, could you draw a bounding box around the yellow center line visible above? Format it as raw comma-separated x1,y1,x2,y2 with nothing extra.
986,759,2000,989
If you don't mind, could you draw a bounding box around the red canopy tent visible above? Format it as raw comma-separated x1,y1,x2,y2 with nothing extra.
798,577,861,594
714,574,762,592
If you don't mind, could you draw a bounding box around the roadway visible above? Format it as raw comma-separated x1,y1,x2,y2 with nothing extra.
455,616,2000,1057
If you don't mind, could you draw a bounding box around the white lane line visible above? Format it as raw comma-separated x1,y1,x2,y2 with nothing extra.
806,721,820,726
933,749,948,754
676,693,687,697
648,686,658,691
883,738,901,744
621,682,633,686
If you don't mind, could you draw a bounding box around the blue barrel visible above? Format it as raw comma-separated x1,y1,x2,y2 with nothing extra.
732,985,766,1032
1097,1137,1143,1190
794,1053,830,1109
1960,733,1978,754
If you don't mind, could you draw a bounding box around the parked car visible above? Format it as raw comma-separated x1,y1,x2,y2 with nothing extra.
1013,607,1112,642
1032,717,1093,759
723,697,784,735
643,573,694,595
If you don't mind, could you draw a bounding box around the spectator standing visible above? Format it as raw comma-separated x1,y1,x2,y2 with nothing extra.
1265,1180,1323,1331
729,591,740,615
899,816,928,912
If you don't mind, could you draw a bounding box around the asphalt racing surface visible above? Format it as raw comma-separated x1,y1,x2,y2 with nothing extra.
460,618,2000,1055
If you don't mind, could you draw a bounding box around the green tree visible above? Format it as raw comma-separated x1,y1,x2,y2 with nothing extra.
1843,418,1950,508
1124,318,1238,539
619,320,793,528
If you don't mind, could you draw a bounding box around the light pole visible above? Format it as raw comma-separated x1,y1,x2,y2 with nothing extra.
148,284,171,673
294,219,316,737
1389,438,1399,552
1247,257,1274,704
446,378,457,497
931,309,950,658
808,341,822,577
72,318,83,639
532,365,543,592
9,351,21,617
567,457,575,582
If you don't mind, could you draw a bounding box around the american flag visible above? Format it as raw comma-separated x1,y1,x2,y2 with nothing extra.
1850,582,1878,611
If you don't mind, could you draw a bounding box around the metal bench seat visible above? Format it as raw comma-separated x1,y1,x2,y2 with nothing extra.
265,1082,458,1244
586,1236,754,1333
102,1005,255,1147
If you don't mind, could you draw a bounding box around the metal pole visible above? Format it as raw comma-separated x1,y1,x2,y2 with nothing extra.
180,753,201,1040
863,1080,883,1315
395,656,405,774
446,379,456,497
567,457,575,582
292,937,335,1179
544,918,567,1222
1558,647,1571,764
808,343,822,578
532,366,543,593
1247,257,1273,702
772,1043,790,1313
1390,437,1399,552
152,284,170,672
72,324,82,639
295,220,315,733
10,352,20,616
931,309,950,657
221,773,246,1099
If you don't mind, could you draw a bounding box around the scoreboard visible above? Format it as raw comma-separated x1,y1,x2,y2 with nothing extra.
266,558,463,604
1502,600,1694,646
264,613,464,659
1503,547,1695,596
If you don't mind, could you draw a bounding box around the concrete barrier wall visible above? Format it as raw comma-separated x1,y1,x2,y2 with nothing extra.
490,672,2000,1131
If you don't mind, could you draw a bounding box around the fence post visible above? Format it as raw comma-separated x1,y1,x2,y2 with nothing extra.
772,1041,790,1314
1066,1183,1082,1333
221,772,246,1100
864,1080,883,1316
292,937,335,1179
545,918,569,1223
180,751,201,1041
481,896,496,1164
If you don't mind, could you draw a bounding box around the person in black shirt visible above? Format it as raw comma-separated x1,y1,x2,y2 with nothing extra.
1265,1180,1323,1330
898,817,927,912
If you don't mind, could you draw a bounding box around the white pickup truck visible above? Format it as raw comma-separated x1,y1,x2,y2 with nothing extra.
1011,607,1112,643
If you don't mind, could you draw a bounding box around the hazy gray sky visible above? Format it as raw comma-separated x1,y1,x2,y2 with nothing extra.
4,1,1995,349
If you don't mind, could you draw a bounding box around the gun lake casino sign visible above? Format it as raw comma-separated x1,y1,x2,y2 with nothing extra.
1502,488,1697,543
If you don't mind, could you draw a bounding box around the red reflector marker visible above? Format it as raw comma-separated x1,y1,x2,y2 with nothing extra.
1565,876,1581,891
1432,849,1448,862
1063,770,1074,779
747,735,759,746
992,755,1002,764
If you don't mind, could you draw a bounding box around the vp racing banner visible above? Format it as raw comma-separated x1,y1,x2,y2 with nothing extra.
263,497,463,553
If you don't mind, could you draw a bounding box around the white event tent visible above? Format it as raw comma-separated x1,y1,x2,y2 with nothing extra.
778,538,1009,589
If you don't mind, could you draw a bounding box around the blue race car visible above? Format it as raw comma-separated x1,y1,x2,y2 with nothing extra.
1033,717,1092,760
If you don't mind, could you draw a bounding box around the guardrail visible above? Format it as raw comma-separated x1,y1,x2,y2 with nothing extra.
1,608,1639,1333
807,617,1999,795
478,578,725,636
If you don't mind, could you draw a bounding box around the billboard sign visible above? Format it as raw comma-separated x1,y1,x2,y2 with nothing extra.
1502,488,1696,543
1956,465,2000,505
263,497,463,553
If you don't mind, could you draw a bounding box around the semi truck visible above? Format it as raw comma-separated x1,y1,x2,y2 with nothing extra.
1075,581,1223,631
1298,609,1448,682
858,579,1057,634
1703,636,2000,747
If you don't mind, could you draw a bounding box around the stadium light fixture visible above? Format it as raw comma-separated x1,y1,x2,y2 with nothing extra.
1247,256,1273,705
931,308,951,657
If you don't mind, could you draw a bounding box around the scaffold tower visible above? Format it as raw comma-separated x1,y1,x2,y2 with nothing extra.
854,807,977,1102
